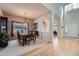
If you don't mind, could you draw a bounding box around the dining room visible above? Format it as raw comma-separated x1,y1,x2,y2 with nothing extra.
0,3,52,55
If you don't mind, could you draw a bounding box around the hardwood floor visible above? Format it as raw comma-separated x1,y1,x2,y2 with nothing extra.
22,38,79,56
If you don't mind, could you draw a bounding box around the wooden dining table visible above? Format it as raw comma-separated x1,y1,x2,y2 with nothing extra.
20,34,35,45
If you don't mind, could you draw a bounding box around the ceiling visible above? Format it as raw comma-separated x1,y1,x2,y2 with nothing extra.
0,3,50,19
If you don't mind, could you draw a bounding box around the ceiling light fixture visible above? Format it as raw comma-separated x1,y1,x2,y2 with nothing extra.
24,11,27,22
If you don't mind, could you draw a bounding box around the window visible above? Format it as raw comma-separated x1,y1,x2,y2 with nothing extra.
73,4,79,9
65,4,72,12
77,4,79,8
65,4,79,12
67,4,72,11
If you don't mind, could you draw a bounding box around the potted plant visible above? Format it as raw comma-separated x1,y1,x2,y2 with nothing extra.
0,33,9,48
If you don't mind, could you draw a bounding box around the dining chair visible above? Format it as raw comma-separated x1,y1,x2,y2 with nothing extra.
17,31,25,46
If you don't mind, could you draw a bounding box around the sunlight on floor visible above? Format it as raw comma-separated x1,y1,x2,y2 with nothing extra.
23,38,79,56
52,37,59,48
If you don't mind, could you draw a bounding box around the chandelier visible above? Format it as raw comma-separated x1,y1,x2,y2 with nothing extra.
24,11,27,22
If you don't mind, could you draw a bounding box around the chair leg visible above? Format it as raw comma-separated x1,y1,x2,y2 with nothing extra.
22,43,24,46
28,41,30,46
35,38,36,42
33,38,36,44
33,40,34,44
22,41,25,46
27,41,30,46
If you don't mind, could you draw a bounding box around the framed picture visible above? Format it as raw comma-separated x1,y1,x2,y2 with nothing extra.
11,21,28,36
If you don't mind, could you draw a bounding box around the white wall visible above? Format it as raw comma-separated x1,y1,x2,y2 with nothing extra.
34,12,53,42
42,3,64,38
64,9,79,38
